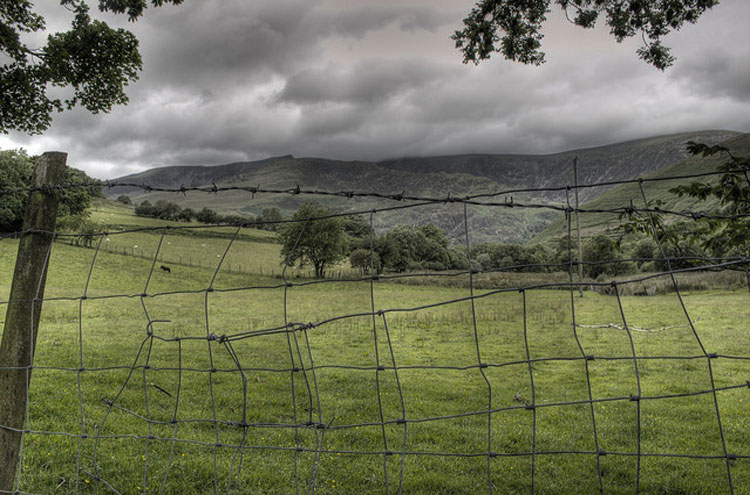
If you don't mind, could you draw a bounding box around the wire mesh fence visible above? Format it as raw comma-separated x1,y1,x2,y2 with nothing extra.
1,166,749,494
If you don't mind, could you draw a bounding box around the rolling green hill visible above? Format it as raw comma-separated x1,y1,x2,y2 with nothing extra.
106,130,741,244
533,133,750,244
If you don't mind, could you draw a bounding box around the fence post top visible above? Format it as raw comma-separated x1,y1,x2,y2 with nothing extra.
32,152,68,188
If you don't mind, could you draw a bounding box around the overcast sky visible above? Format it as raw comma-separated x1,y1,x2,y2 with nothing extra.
1,0,749,179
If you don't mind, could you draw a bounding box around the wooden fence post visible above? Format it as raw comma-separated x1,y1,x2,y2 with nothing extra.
0,152,67,492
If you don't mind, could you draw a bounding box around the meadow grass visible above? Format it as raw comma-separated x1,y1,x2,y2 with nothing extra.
1,231,749,494
83,201,352,278
89,200,278,242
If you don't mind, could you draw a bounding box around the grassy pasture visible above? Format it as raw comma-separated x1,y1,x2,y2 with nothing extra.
84,201,353,278
1,230,749,494
89,200,278,242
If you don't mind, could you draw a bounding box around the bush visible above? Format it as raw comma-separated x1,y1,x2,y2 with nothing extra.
134,200,156,217
381,224,452,272
196,207,219,224
582,234,626,278
471,242,553,272
350,248,381,274
654,242,708,271
632,238,657,268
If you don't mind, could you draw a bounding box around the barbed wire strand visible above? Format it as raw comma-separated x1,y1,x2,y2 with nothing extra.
2,164,748,203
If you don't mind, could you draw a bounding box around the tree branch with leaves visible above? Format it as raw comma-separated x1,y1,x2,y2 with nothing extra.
453,0,719,70
669,141,750,256
1,0,183,134
620,138,750,265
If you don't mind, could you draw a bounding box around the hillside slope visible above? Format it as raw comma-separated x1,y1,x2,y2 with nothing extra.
108,130,740,244
534,133,750,244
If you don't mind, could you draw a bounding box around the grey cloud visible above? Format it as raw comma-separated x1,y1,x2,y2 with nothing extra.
47,93,298,167
319,6,453,38
132,2,315,90
132,1,452,92
669,51,750,103
292,105,367,138
663,0,750,103
278,59,450,104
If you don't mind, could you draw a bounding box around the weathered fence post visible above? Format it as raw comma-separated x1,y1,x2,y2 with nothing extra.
0,152,67,492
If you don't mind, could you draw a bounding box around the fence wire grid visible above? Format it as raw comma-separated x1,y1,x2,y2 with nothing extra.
1,167,749,495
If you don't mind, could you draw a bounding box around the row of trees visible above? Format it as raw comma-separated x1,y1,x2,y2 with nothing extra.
129,197,284,230
278,202,673,279
280,192,746,280
279,203,465,278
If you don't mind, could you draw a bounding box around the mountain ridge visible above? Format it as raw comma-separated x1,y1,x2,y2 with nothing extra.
107,130,743,244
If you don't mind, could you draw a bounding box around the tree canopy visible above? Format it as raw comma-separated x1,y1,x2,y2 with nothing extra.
453,0,719,70
0,149,101,232
1,0,183,134
280,202,348,278
380,224,455,272
668,142,750,256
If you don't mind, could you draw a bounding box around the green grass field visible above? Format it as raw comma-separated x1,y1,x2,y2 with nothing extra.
1,214,749,494
84,201,353,278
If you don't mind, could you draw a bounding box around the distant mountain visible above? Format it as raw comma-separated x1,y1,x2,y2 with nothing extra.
108,130,742,244
534,132,750,244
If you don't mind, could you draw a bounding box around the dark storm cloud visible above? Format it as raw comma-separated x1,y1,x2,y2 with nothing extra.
130,1,451,91
1,0,748,178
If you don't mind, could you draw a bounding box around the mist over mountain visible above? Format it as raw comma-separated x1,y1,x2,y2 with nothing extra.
108,130,741,244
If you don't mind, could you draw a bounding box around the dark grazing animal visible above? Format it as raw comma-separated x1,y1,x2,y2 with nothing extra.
160,265,171,273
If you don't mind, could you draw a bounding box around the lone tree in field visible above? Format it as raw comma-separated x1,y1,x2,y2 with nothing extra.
453,0,718,70
280,202,348,278
1,0,183,134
